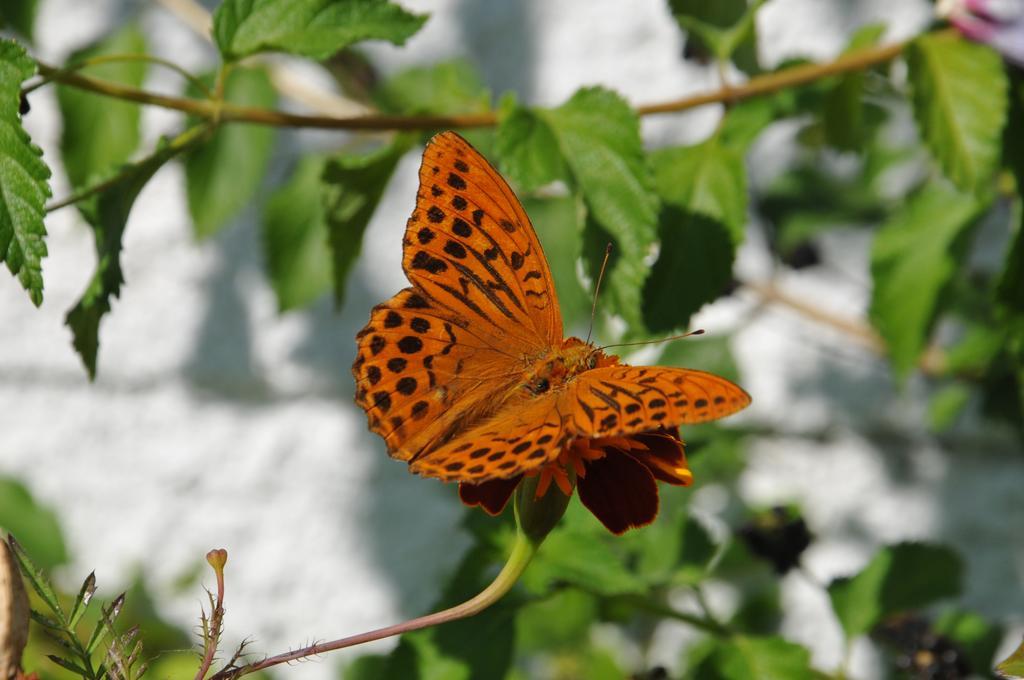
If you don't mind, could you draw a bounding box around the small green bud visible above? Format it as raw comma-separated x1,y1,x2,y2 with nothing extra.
514,472,574,545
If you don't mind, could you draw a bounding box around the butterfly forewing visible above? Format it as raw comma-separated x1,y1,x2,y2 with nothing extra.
402,131,562,352
562,366,751,438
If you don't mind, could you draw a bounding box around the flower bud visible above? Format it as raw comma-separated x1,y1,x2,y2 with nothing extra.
514,472,574,545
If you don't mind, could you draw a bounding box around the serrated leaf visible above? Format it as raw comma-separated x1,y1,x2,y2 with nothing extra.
828,543,963,639
869,182,982,378
714,635,814,680
907,33,1008,191
822,23,886,151
57,25,147,191
213,0,427,61
0,39,50,306
262,156,332,311
651,138,747,243
542,87,658,332
66,140,181,379
374,60,490,117
7,535,62,621
998,636,1024,679
0,477,67,571
323,139,407,308
495,106,568,192
0,1,39,41
184,67,276,239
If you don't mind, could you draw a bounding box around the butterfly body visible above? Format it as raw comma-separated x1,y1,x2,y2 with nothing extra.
353,131,751,488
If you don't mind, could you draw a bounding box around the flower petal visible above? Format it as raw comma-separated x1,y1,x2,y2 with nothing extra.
631,429,693,486
578,448,659,534
459,476,521,515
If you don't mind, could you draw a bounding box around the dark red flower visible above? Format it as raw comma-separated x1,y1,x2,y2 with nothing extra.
459,427,692,534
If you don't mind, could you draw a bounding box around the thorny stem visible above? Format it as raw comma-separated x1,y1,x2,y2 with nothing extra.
31,33,924,132
210,531,538,680
196,550,229,680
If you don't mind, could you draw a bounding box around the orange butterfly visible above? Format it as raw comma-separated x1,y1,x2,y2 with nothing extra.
353,131,750,533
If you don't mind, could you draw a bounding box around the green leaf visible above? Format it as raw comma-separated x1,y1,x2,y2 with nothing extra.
65,139,182,379
7,534,63,620
262,156,332,311
907,33,1008,191
928,383,970,431
515,589,597,653
57,25,147,190
822,23,886,151
374,60,490,117
869,182,982,378
0,39,51,306
495,106,569,192
651,139,747,243
213,0,427,61
643,210,734,332
323,139,408,308
521,195,590,330
933,609,1003,676
669,0,762,72
543,87,658,332
997,208,1024,314
713,635,814,680
642,139,745,331
827,543,963,639
522,526,647,597
0,1,39,40
184,66,276,239
997,636,1024,679
0,477,67,571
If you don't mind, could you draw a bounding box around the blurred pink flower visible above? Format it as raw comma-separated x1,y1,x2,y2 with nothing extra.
939,0,1024,66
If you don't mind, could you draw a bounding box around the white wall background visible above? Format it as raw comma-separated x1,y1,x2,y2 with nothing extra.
2,1,1021,678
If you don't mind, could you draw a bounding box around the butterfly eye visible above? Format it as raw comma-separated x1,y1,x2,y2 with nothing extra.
531,378,550,394
587,354,597,369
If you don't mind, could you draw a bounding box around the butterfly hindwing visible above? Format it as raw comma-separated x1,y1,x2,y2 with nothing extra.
561,366,751,438
409,393,572,482
402,131,563,352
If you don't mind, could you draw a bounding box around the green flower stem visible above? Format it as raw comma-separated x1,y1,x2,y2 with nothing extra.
211,530,538,680
615,593,731,637
31,32,945,133
45,122,213,213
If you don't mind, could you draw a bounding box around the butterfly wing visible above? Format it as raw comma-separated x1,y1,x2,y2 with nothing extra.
410,391,572,482
354,132,565,461
353,287,524,460
561,365,751,438
402,131,562,350
410,364,750,483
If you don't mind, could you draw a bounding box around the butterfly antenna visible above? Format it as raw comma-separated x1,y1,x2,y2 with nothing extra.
598,328,705,353
585,243,613,345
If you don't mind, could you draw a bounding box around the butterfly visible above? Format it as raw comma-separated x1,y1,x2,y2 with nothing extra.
352,131,750,532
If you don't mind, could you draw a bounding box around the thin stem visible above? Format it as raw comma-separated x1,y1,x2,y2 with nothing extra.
211,531,538,680
618,593,731,637
739,277,886,353
45,123,213,213
33,32,926,132
24,53,212,97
